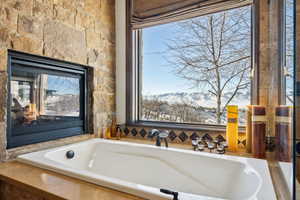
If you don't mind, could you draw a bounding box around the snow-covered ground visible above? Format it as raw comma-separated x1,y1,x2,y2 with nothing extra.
142,91,250,125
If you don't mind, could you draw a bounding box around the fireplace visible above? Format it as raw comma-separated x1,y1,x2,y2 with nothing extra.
7,50,89,148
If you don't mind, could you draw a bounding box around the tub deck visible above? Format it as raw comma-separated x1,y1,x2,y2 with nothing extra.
0,161,144,200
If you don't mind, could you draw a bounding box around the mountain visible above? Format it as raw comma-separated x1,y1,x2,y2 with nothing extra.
143,91,250,109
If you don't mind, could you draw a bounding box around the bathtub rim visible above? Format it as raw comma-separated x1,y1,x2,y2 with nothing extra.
17,138,276,200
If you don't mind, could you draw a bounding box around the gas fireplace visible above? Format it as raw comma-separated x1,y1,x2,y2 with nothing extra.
7,50,89,148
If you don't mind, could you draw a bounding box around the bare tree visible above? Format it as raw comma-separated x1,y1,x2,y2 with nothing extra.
142,94,216,124
141,96,168,120
165,6,251,124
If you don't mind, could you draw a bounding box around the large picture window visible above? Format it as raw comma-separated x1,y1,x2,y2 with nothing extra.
136,5,252,127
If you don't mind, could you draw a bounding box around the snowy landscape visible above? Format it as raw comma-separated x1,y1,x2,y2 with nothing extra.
141,91,250,125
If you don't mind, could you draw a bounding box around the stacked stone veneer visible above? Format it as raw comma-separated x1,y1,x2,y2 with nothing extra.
0,0,115,161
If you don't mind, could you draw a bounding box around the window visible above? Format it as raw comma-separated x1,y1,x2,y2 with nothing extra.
134,6,252,127
285,0,294,105
7,51,89,148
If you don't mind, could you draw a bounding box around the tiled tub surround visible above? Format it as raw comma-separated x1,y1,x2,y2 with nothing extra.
17,139,276,200
124,126,248,149
0,0,116,160
122,125,278,154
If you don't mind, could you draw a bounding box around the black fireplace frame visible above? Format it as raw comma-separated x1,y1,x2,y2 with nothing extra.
7,50,90,148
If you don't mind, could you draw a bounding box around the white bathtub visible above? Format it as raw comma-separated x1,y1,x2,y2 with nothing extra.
17,139,276,200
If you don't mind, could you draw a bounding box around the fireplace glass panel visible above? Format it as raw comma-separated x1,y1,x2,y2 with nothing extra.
11,70,81,130
7,51,88,148
11,69,80,132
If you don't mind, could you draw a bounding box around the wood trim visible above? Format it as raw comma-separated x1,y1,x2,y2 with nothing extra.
252,0,260,105
126,1,146,124
280,0,287,105
126,0,134,124
137,30,143,121
277,0,286,105
127,121,246,133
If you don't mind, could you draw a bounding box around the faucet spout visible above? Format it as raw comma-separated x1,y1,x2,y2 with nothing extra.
148,129,169,148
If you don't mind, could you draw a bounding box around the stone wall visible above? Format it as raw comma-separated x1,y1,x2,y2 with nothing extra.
0,0,115,160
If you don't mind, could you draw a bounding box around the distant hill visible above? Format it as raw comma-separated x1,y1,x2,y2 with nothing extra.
143,91,250,108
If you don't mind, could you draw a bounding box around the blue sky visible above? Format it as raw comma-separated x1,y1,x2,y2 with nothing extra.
141,7,251,96
142,3,294,98
142,23,194,95
47,75,79,95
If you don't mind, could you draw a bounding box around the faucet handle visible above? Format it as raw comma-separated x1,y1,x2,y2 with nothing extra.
148,129,160,138
159,130,169,138
198,143,205,151
220,141,228,148
207,142,215,153
216,144,226,154
191,139,198,146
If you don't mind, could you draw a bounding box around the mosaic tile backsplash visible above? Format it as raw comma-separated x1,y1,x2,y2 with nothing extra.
123,126,247,149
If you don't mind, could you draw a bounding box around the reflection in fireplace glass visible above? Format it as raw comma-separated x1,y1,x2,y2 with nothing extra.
11,70,80,128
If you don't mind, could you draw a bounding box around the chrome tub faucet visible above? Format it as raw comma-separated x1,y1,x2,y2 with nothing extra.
148,129,169,148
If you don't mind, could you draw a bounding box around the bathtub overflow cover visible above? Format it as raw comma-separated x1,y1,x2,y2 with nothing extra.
66,150,75,159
